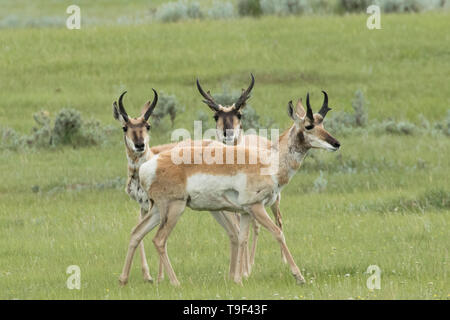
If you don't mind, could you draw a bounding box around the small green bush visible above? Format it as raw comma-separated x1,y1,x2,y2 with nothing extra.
51,108,82,146
260,0,310,15
238,0,263,16
26,110,53,148
352,89,368,127
155,0,203,23
339,0,445,13
196,110,212,128
326,89,368,132
151,92,184,127
313,171,328,193
0,108,113,151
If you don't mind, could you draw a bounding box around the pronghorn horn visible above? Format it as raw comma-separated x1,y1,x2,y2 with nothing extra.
143,89,158,121
118,91,129,122
196,79,220,111
305,93,314,122
318,90,332,119
234,73,255,110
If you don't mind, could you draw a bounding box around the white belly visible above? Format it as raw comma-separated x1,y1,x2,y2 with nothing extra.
186,173,248,211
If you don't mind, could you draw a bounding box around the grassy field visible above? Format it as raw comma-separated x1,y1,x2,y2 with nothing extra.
0,5,449,299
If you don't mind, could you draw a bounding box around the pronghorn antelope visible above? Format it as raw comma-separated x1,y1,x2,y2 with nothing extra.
118,91,340,286
113,89,251,284
196,74,285,275
112,89,159,282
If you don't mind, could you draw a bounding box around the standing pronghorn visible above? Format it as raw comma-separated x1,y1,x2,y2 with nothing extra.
112,89,159,283
113,88,253,283
118,91,340,286
196,74,285,275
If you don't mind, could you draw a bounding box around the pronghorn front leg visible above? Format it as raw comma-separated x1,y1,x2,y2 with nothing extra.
270,193,287,264
138,208,153,282
152,200,186,286
248,202,305,285
119,207,160,286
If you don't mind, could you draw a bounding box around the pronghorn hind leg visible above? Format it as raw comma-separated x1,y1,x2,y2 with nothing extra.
210,211,240,279
270,194,287,264
138,208,153,283
248,219,260,274
234,213,251,284
249,203,305,285
152,200,186,286
119,206,160,286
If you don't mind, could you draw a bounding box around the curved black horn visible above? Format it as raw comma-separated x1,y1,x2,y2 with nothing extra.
318,90,332,118
196,79,220,111
143,89,158,121
305,93,314,122
118,91,129,122
235,73,255,110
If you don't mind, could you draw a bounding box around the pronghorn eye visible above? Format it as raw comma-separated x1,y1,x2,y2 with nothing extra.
145,124,151,130
213,115,218,121
122,127,128,132
236,113,242,120
305,125,314,130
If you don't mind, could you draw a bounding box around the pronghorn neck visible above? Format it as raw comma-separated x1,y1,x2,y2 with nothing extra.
275,125,310,186
125,145,153,210
125,145,153,171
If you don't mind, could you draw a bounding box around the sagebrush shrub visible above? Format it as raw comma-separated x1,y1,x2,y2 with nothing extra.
1,108,113,150
352,89,368,127
208,1,235,19
155,0,203,22
51,108,82,145
339,0,445,13
238,0,263,16
151,92,184,127
260,0,310,15
26,110,53,148
338,0,371,12
313,171,328,193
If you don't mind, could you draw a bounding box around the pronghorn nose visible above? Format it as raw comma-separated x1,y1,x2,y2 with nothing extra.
333,141,341,149
135,143,145,150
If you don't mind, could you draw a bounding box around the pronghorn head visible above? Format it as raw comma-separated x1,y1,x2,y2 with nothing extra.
196,74,255,145
113,90,158,155
287,91,340,152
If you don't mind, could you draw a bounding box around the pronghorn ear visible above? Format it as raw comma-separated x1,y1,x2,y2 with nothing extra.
295,98,306,118
113,101,127,125
287,101,297,121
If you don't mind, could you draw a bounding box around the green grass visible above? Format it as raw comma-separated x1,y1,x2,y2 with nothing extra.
0,8,449,299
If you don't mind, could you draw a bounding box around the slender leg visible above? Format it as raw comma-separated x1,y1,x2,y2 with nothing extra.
234,213,251,284
210,211,240,279
248,203,305,285
119,206,160,286
157,258,164,283
138,208,153,282
152,200,186,286
270,194,287,264
248,219,260,273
